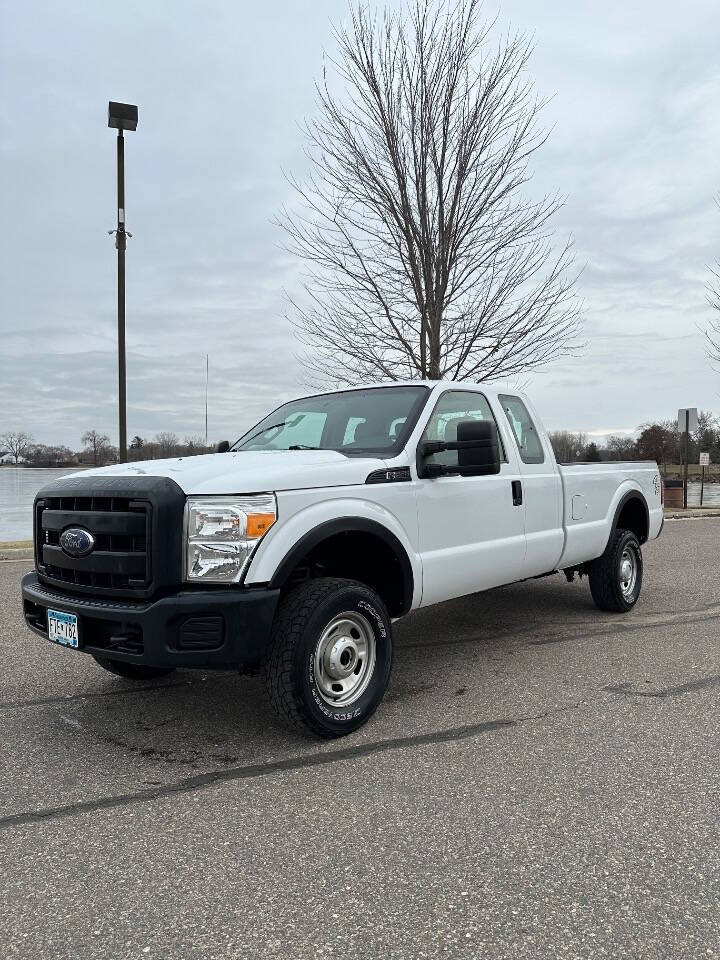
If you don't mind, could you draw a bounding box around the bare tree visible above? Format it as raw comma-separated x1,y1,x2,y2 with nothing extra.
707,313,720,367
155,432,180,458
182,435,211,457
695,410,718,453
547,430,586,463
605,436,638,462
0,431,34,464
279,0,581,385
81,430,112,467
584,441,601,462
636,420,678,473
26,444,75,467
706,199,720,366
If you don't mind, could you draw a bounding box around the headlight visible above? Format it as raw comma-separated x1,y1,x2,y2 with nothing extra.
184,495,276,583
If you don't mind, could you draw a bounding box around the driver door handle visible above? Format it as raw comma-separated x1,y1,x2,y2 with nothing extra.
511,480,523,506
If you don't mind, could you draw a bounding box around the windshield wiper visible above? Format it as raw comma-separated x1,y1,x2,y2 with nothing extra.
233,421,289,450
288,445,322,450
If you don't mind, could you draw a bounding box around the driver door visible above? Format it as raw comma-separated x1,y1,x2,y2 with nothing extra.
415,389,526,607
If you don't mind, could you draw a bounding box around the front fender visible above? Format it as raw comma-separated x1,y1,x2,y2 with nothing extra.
243,496,422,610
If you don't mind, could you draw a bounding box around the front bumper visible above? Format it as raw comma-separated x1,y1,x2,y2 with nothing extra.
21,572,280,669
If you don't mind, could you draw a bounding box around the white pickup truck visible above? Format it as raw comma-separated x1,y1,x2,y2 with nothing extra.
22,382,663,737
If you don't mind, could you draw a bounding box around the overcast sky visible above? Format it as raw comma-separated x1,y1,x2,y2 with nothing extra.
1,0,719,449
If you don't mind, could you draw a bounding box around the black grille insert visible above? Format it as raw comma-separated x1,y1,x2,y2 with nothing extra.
36,495,151,594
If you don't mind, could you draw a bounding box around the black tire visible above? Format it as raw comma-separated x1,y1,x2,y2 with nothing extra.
91,655,176,680
588,528,643,613
264,577,393,738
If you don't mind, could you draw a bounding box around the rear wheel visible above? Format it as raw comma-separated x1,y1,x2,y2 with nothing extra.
91,655,176,680
588,529,643,613
264,577,392,738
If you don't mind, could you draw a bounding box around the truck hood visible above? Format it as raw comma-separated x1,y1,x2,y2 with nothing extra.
69,449,391,496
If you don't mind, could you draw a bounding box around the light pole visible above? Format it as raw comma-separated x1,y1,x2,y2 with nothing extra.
108,101,138,463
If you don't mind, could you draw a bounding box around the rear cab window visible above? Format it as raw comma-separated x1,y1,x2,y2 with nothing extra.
498,395,545,464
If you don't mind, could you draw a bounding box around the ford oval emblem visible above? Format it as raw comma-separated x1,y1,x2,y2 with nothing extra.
59,527,95,558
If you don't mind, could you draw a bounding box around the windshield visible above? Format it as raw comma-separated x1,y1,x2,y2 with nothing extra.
232,386,429,457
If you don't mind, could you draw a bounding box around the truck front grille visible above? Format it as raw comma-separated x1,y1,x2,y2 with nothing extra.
36,495,152,594
33,475,185,600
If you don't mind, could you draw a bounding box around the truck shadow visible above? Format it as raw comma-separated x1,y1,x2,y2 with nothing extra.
60,574,602,769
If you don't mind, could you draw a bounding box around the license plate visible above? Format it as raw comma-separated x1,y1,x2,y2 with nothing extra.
47,609,79,648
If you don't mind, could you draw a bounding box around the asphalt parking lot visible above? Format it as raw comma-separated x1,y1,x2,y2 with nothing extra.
1,520,718,960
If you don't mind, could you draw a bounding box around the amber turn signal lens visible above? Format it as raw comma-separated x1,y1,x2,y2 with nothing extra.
246,514,276,538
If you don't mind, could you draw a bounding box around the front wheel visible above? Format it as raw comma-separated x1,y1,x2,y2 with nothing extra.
91,655,176,680
588,529,643,613
264,578,393,738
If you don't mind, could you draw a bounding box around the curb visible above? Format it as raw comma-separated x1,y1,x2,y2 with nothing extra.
0,542,33,561
0,549,34,561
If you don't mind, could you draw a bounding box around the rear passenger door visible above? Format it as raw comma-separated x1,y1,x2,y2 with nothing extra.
415,389,526,606
498,394,564,578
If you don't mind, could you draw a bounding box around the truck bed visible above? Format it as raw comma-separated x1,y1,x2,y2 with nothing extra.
557,460,662,568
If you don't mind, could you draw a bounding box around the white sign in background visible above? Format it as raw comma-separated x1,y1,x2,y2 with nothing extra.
699,452,710,467
677,408,698,433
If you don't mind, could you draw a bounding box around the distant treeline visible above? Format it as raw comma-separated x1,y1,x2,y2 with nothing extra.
548,411,720,473
4,412,720,473
0,429,214,467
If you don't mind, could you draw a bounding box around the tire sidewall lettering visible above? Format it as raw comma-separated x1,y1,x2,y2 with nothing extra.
304,591,389,726
357,599,386,638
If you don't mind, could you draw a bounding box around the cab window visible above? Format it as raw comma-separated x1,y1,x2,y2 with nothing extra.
234,386,429,457
263,411,327,449
343,417,365,445
498,395,545,464
421,390,504,470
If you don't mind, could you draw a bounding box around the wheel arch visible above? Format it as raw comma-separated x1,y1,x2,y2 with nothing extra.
266,517,415,618
610,489,650,545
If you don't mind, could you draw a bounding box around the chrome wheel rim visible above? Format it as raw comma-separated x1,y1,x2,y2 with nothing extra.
619,547,638,599
313,611,376,707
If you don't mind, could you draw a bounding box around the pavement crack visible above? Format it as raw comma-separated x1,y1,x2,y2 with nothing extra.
401,607,720,653
528,610,720,646
514,696,593,726
0,692,608,832
0,716,518,831
603,674,720,699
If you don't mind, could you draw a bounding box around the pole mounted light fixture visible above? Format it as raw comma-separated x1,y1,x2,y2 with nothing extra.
108,100,138,463
108,101,138,132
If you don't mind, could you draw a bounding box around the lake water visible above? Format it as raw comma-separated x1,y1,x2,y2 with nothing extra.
0,467,83,541
1,466,719,542
675,483,720,508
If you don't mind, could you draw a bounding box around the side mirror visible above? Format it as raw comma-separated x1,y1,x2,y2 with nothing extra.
420,419,501,478
215,440,230,453
455,420,501,475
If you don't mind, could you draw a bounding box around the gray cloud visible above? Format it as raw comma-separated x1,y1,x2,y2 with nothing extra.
1,0,719,447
